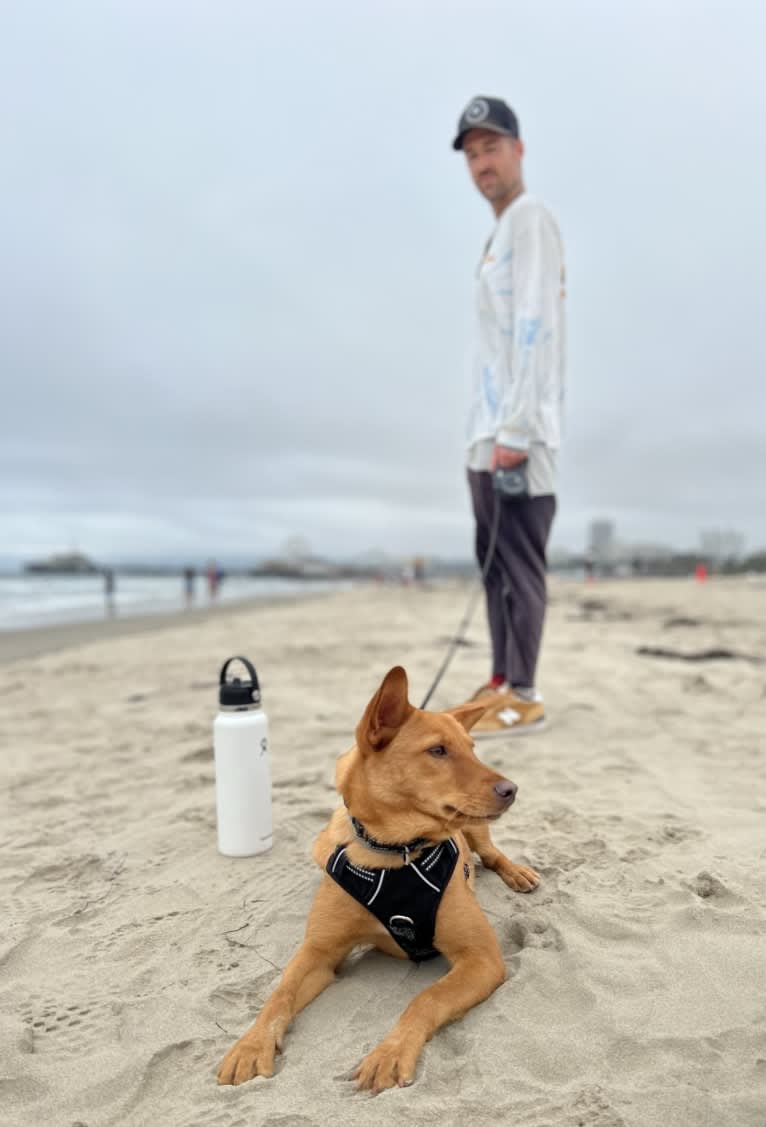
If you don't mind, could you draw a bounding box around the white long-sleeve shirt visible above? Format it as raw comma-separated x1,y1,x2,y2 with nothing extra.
465,192,566,495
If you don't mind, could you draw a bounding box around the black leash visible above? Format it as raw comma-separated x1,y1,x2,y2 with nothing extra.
419,495,503,710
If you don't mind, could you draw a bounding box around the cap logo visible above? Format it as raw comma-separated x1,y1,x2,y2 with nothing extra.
465,98,490,125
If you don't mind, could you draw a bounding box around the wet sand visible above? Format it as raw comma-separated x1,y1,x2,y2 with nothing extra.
0,592,328,664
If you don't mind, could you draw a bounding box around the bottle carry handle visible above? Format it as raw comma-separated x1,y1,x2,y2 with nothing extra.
219,656,260,695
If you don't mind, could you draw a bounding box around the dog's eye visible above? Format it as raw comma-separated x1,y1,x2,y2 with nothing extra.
428,745,448,759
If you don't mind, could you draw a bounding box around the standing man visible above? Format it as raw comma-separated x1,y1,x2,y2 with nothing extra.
453,96,566,736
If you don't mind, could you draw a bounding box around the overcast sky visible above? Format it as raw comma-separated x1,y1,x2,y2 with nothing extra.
1,1,765,564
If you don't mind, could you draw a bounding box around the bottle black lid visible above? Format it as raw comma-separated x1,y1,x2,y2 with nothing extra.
219,656,261,707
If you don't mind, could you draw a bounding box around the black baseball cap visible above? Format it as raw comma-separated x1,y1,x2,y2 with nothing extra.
452,96,520,151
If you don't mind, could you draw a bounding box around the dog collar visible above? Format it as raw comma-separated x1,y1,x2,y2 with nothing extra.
348,815,430,865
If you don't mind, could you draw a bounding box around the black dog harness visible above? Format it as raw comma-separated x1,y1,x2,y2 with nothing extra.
326,837,463,962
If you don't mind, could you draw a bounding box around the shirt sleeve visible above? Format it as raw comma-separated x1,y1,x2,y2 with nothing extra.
488,206,562,450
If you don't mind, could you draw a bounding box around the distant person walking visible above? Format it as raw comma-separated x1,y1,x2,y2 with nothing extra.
452,96,566,735
206,559,224,601
103,568,116,618
183,566,196,607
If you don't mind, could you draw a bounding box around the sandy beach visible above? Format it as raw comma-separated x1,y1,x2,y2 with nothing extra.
1,576,765,1127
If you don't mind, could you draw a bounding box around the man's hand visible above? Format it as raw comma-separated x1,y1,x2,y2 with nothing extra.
489,445,528,472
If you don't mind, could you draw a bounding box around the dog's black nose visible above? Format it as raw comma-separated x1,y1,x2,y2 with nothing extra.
494,779,518,804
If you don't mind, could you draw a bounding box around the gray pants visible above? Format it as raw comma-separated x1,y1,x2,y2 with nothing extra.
467,470,556,689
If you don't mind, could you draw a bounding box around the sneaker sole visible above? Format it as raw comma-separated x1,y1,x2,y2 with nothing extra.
473,717,547,739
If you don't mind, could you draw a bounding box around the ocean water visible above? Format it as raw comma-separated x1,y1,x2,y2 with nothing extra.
0,572,347,632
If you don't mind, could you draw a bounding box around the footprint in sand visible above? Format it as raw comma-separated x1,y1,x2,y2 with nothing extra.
570,1083,628,1127
177,772,215,791
181,746,214,764
686,869,741,904
644,818,702,849
253,1117,317,1127
506,914,564,953
22,997,111,1059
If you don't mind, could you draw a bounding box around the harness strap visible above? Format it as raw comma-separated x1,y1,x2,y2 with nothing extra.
326,838,462,962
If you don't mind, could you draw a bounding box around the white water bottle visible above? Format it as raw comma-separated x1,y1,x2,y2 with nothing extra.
213,656,273,857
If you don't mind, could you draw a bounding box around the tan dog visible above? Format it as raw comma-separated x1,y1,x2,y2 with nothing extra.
217,666,539,1093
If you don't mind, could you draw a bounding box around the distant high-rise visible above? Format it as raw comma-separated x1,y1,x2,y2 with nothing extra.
588,520,616,567
699,529,745,566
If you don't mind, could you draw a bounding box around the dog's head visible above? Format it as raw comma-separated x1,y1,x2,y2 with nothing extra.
336,666,518,841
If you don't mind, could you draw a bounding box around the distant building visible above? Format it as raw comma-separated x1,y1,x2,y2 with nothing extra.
699,529,745,567
24,552,99,575
587,520,616,571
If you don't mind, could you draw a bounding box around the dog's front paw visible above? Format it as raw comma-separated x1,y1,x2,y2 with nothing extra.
501,862,540,892
217,1031,279,1086
353,1037,419,1093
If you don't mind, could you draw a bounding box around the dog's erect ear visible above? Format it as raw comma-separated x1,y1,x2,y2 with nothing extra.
359,666,413,751
445,701,490,732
